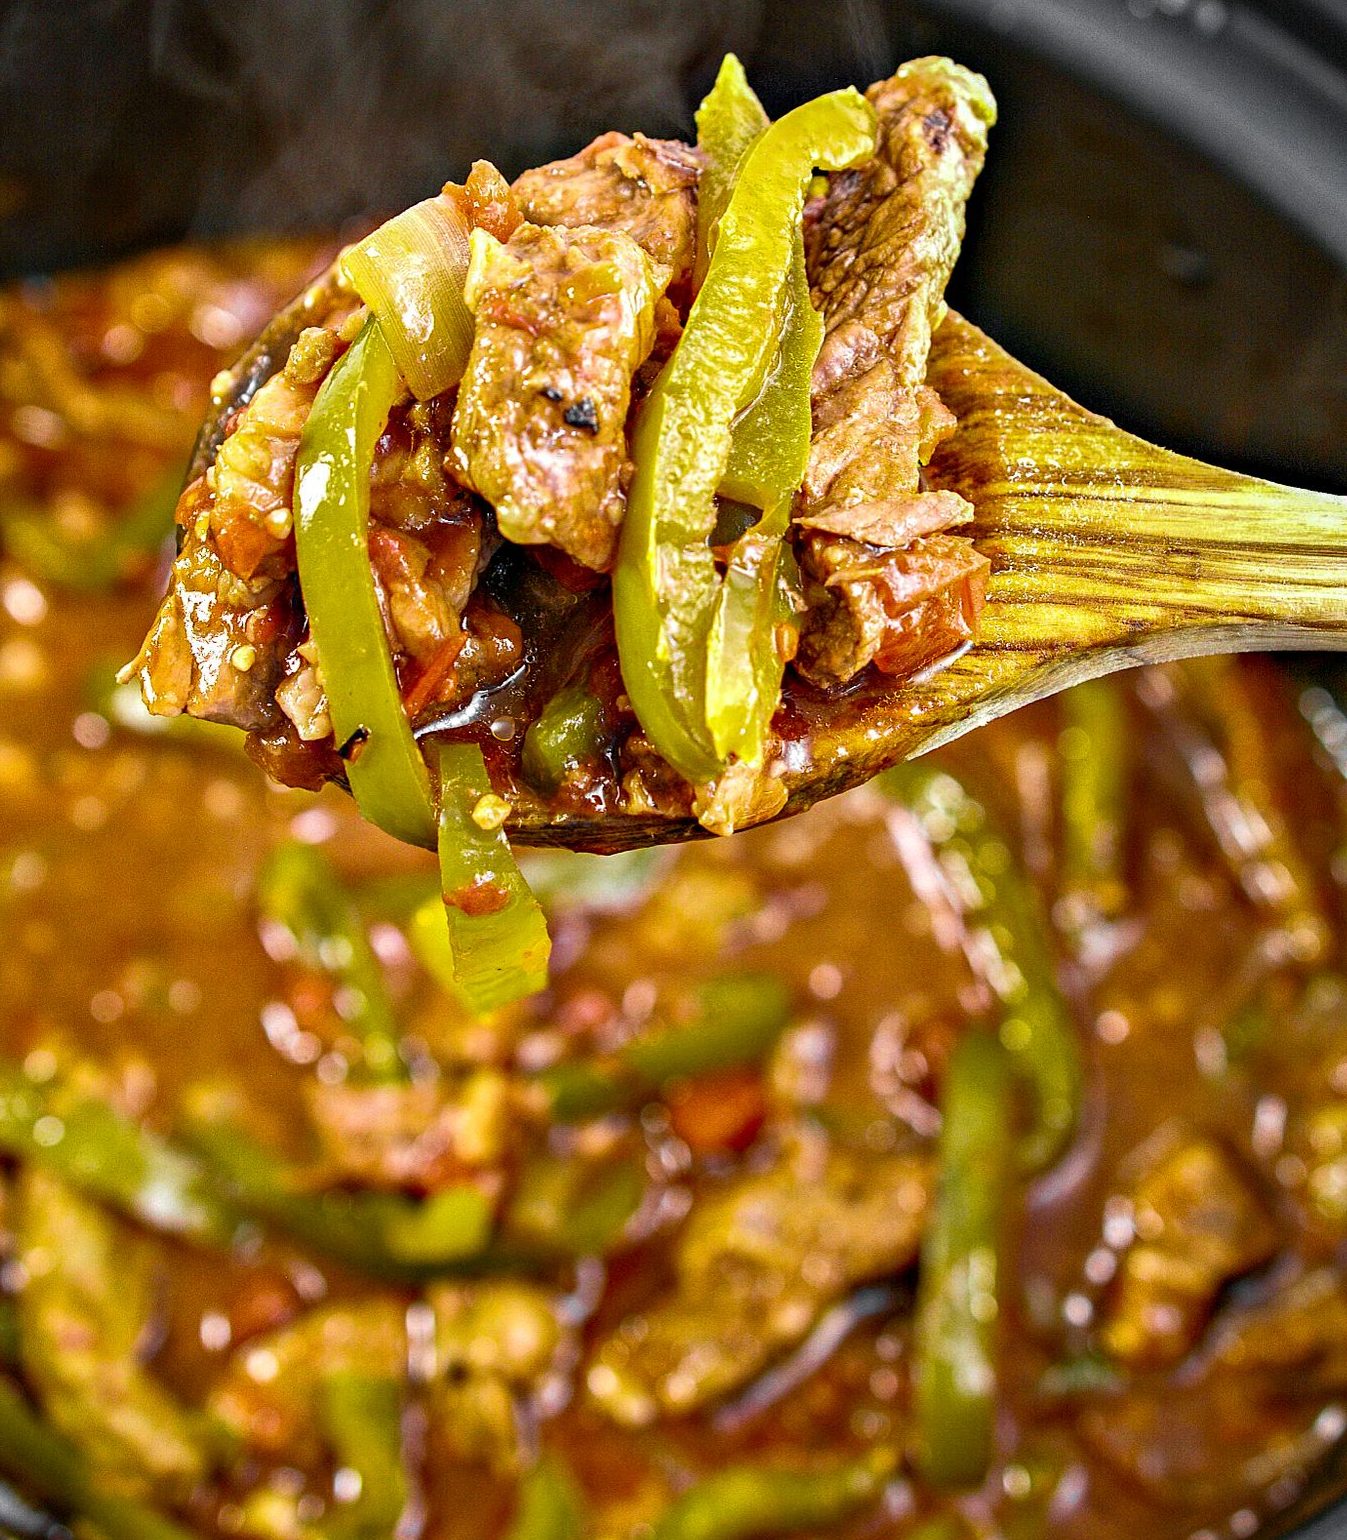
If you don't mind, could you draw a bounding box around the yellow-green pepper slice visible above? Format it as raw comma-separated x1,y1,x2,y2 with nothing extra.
430,742,551,1012
913,1029,1013,1488
706,229,819,764
613,85,876,783
293,317,436,848
692,54,769,289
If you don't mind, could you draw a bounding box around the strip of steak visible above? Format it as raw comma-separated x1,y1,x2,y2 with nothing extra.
511,131,701,284
123,331,344,728
795,56,996,687
450,222,669,572
802,531,988,684
129,324,499,740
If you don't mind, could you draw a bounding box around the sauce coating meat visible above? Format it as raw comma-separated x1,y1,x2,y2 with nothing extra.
5,240,1347,1540
125,60,996,840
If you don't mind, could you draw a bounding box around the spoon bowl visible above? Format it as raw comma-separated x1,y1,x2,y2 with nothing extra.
193,278,1347,853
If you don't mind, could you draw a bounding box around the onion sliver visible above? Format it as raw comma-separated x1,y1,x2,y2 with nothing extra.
340,193,476,400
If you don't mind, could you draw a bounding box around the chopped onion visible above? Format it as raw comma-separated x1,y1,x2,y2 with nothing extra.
340,192,476,400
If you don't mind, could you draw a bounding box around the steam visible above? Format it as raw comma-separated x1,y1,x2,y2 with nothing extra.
0,0,911,272
148,0,761,234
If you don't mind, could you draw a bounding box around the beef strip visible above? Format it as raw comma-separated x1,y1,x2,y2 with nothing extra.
451,222,669,571
303,1071,509,1193
122,326,348,730
1081,1270,1347,1509
127,478,295,731
130,312,501,747
1100,1131,1279,1368
17,1168,211,1500
511,131,701,284
587,1136,930,1425
795,57,996,687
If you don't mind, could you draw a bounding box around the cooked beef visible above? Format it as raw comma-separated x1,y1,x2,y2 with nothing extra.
1101,1132,1279,1368
451,221,668,571
795,57,996,687
511,131,701,283
123,327,348,730
127,478,295,730
587,1138,930,1424
799,530,988,685
304,1072,509,1192
369,520,480,666
1210,1267,1347,1388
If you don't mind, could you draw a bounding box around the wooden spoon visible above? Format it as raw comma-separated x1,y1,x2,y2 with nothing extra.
193,280,1347,853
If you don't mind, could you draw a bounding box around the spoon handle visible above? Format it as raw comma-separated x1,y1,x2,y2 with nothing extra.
928,315,1347,655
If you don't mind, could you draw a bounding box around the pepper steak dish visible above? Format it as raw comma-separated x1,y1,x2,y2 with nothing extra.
6,52,1347,1540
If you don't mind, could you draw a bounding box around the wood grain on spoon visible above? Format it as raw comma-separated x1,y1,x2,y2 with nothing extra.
514,310,1347,849
190,290,1347,852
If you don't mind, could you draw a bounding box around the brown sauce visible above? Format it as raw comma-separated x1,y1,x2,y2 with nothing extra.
1,243,1347,1540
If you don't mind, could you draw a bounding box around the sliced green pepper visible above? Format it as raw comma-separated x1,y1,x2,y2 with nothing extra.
507,1454,586,1540
705,229,817,766
0,469,180,591
504,1154,644,1258
913,1030,1013,1489
432,742,551,1013
181,1107,493,1277
652,1451,895,1540
536,971,790,1121
319,1372,408,1538
15,1168,213,1502
614,87,876,783
521,684,607,793
693,54,770,289
883,761,1083,1173
259,841,405,1083
293,317,436,848
517,846,667,914
0,1062,234,1245
1058,679,1128,935
0,1377,193,1540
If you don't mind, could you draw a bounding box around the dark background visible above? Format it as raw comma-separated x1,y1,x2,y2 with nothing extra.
0,0,1344,496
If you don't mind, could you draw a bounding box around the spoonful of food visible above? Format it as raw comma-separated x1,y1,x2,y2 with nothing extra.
123,52,1346,1003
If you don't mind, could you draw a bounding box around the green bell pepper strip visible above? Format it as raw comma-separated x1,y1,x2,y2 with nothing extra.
293,317,436,848
0,1059,496,1276
507,1455,586,1540
883,761,1083,1174
613,87,876,784
1058,679,1128,933
432,742,551,1013
912,1030,1013,1489
259,841,405,1084
693,54,770,289
180,1110,493,1277
0,1378,193,1540
0,468,180,591
0,1063,234,1244
521,684,607,793
504,1154,644,1259
705,229,818,765
651,1451,895,1540
319,1372,408,1539
536,971,790,1121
